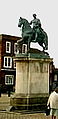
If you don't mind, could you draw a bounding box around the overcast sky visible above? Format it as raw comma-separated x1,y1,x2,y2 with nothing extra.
0,0,58,67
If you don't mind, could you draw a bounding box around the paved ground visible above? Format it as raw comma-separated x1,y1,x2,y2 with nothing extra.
0,111,51,119
0,94,10,110
0,94,53,119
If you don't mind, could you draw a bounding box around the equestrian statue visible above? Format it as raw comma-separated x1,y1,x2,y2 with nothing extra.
17,14,48,52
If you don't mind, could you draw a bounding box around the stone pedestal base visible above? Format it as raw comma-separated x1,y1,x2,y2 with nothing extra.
10,50,52,111
10,93,48,111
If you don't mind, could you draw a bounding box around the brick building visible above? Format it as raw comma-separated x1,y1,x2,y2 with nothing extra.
0,34,21,93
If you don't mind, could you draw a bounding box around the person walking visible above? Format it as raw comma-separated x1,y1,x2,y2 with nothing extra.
47,87,58,119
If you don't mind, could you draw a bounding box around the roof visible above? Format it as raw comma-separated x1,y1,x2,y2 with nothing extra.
0,34,21,41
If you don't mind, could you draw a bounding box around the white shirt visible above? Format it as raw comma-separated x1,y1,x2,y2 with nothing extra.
47,91,58,109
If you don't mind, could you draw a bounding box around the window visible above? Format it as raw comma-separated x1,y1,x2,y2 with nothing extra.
54,74,57,81
4,57,12,68
13,60,16,69
5,75,14,85
14,43,19,54
22,44,27,53
6,41,11,53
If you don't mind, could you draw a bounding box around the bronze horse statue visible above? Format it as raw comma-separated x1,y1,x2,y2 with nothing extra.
18,17,48,51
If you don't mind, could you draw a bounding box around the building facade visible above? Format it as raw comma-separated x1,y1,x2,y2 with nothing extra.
49,62,58,92
0,34,21,93
52,68,58,90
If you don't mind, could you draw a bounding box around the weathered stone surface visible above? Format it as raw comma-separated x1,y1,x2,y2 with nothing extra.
15,53,52,94
10,50,53,111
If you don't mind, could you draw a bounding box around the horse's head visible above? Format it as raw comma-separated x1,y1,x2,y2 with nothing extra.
18,17,32,43
18,17,31,29
18,17,24,27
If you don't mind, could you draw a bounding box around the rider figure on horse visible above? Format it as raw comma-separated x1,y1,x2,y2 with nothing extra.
18,15,48,51
30,14,41,41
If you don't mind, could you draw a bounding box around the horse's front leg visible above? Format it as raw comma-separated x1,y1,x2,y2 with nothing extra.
27,40,30,51
27,37,31,51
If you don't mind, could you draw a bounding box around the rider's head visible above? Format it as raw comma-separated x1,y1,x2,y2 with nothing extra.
33,14,36,18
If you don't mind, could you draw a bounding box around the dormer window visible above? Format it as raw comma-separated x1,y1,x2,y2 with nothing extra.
6,41,11,53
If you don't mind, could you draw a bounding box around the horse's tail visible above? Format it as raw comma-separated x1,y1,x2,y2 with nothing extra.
44,32,48,50
42,30,48,50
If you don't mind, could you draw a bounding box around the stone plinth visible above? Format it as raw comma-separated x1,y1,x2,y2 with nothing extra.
10,49,53,111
